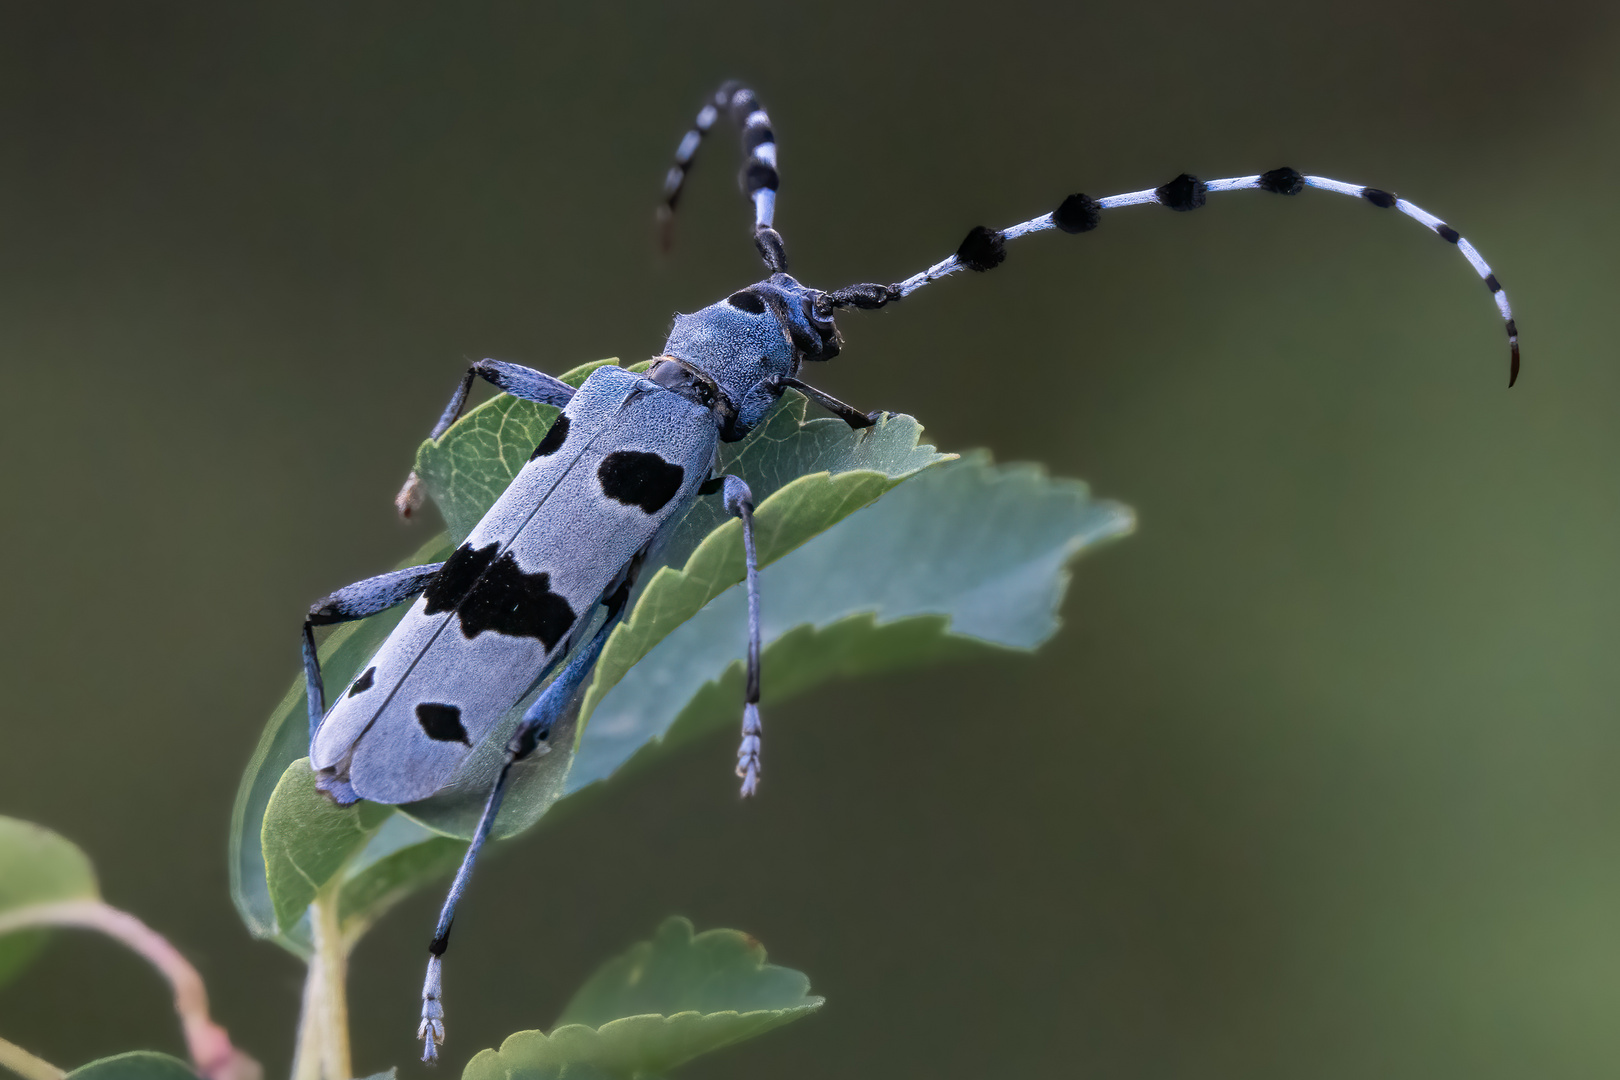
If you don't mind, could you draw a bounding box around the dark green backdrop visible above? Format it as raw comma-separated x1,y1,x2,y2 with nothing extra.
2,3,1616,1077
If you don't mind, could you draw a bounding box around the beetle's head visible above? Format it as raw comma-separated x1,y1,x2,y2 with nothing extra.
657,273,839,438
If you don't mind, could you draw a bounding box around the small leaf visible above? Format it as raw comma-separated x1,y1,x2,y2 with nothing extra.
0,816,99,988
462,1062,611,1080
556,916,819,1026
462,917,821,1080
261,760,391,932
569,454,1134,791
64,1051,197,1080
230,534,450,953
416,359,624,543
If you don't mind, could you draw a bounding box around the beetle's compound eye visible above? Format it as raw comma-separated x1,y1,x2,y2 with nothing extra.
727,290,767,314
801,293,836,334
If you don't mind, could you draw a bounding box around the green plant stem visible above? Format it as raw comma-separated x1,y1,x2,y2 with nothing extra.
289,952,324,1080
0,1035,64,1080
302,886,351,1080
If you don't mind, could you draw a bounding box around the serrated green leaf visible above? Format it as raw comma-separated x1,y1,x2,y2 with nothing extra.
0,816,99,989
237,365,1129,948
556,916,819,1025
463,917,820,1080
462,1060,612,1080
568,454,1134,791
230,534,451,953
415,358,628,543
64,1051,197,1080
261,760,392,932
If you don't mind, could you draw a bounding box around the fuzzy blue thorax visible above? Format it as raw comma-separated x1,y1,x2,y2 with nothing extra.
657,272,840,438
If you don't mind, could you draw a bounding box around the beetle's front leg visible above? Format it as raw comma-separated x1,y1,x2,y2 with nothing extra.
767,375,885,431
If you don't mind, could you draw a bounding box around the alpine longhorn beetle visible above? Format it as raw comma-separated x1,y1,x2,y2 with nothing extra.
298,81,1519,1061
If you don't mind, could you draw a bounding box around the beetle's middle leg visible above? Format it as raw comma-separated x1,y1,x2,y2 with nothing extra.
395,358,579,518
705,475,765,795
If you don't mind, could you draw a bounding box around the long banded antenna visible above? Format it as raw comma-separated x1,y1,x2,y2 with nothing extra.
657,81,786,270
822,167,1520,385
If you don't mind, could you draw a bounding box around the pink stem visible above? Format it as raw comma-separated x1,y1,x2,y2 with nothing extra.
0,900,260,1080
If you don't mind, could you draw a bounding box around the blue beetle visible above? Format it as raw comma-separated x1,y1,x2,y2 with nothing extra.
298,81,1519,1060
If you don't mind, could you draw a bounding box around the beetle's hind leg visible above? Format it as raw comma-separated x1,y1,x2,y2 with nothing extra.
416,564,640,1062
395,359,578,518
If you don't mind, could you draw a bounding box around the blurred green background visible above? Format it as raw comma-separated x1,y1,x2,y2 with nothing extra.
2,2,1617,1077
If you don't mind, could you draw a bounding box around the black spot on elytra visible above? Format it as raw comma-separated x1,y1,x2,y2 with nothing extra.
530,414,570,460
347,667,375,697
422,541,576,649
455,552,576,649
1156,173,1207,211
422,542,499,616
1053,193,1101,233
955,226,1006,272
416,702,469,744
727,290,767,314
598,450,685,514
1362,187,1397,209
1258,166,1304,195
